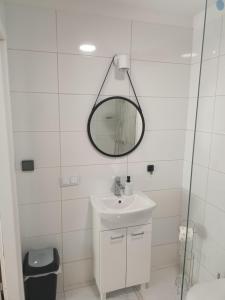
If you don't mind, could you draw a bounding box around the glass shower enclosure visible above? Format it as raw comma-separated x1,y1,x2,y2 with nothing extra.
181,0,225,298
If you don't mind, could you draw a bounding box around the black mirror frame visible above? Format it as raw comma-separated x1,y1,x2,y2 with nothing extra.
87,96,145,158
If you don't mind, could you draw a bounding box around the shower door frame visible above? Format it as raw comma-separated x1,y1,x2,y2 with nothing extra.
181,0,208,298
0,16,25,300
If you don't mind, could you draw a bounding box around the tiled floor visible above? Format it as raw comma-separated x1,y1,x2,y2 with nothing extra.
57,266,180,300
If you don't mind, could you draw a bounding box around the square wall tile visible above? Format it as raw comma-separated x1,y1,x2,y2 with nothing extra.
182,161,191,191
6,4,57,51
61,164,127,200
152,216,180,246
186,98,197,130
203,16,222,60
11,92,59,132
210,133,225,173
200,58,218,97
191,164,208,199
196,97,215,132
193,132,211,167
189,195,205,225
201,237,225,278
128,160,183,192
63,259,93,290
204,203,225,250
139,98,188,131
16,167,61,204
131,60,190,97
21,233,62,257
207,170,225,212
219,16,225,55
216,55,225,95
198,265,214,283
63,229,92,263
151,243,178,270
184,130,195,162
189,63,201,98
19,202,61,237
61,132,125,166
147,189,182,219
62,198,92,232
128,130,185,162
57,12,131,57
8,50,58,93
60,94,95,132
58,54,129,95
132,21,192,63
213,96,225,133
191,23,203,64
14,132,60,169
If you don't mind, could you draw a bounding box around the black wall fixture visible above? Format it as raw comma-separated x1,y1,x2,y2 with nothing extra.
21,160,34,172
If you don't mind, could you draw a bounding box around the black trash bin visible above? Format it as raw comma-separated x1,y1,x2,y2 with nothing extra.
23,248,60,300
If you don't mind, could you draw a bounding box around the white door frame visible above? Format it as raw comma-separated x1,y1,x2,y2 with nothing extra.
0,11,25,300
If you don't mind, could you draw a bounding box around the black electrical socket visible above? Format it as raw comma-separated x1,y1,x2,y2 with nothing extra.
147,164,154,174
21,160,34,172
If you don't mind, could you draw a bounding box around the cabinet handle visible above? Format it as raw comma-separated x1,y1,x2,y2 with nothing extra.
131,231,144,237
111,235,124,240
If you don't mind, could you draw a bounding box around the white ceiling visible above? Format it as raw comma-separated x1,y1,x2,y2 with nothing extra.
4,0,206,26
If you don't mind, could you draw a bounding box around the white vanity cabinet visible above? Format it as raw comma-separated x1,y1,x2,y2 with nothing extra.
126,224,152,287
93,222,152,299
100,228,126,292
91,192,156,300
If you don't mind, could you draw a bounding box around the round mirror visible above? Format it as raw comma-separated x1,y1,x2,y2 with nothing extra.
87,96,145,157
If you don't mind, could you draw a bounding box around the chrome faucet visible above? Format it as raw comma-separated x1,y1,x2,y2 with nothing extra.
112,176,124,197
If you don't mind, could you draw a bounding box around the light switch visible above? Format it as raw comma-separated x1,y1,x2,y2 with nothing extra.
61,176,80,187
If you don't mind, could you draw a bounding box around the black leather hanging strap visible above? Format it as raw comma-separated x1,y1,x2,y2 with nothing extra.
91,55,142,112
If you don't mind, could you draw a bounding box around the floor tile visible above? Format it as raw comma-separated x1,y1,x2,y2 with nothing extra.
65,285,100,300
57,293,65,300
64,266,180,300
137,266,180,300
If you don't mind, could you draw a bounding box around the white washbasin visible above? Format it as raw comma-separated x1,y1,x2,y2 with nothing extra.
91,192,156,227
186,278,225,300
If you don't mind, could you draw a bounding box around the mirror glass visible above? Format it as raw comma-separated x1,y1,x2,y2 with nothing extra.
88,97,145,157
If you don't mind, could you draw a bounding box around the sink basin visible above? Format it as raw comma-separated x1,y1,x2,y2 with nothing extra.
91,192,156,227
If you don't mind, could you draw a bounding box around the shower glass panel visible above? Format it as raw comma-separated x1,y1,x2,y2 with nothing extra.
181,0,225,298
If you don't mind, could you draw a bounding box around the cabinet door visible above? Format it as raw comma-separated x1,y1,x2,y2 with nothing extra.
126,224,152,287
100,228,126,293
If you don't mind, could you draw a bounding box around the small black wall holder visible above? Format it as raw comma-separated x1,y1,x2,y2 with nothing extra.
147,164,155,174
21,160,34,172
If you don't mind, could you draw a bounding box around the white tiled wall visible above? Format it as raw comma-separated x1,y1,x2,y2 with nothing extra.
6,3,191,291
183,8,225,283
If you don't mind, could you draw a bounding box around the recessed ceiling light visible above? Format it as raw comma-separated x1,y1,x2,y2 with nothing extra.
181,53,198,58
79,44,96,53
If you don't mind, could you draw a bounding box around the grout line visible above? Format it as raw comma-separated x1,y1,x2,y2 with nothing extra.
152,241,179,248
12,129,188,133
10,90,192,99
8,47,193,66
63,257,93,265
22,228,93,240
15,158,184,171
153,214,181,220
55,9,66,292
19,200,62,206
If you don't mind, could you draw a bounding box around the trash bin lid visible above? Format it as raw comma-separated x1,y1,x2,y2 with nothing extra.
28,248,54,268
23,248,60,276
